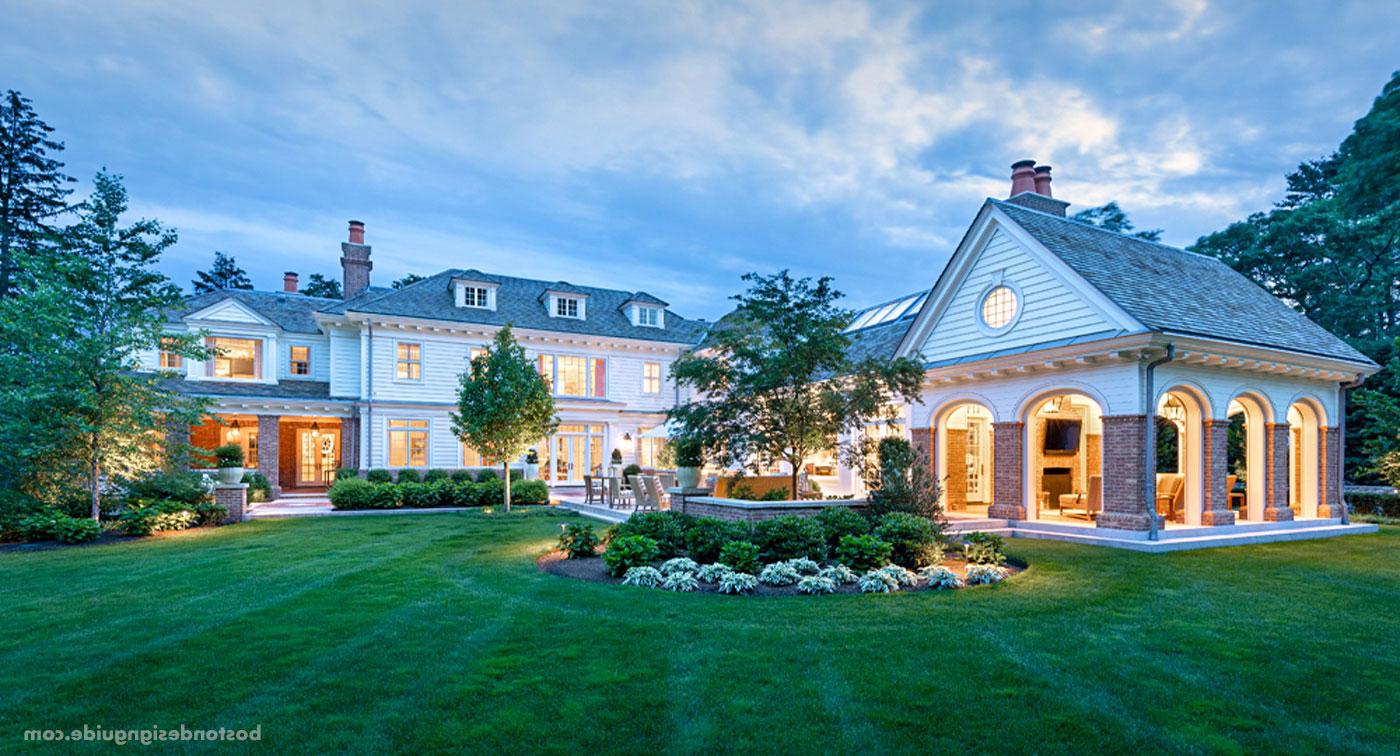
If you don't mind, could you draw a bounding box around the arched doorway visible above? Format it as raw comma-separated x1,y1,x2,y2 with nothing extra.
934,402,994,515
1156,387,1209,525
1227,393,1273,521
1022,392,1104,523
1288,398,1326,519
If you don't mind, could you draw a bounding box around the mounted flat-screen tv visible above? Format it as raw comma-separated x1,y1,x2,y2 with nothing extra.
1043,419,1081,453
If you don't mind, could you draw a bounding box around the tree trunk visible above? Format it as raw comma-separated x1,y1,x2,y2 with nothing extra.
89,436,101,521
790,464,799,502
503,460,512,512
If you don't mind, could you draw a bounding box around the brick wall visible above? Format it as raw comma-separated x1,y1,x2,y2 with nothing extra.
679,498,868,523
989,421,1025,519
945,428,968,511
1263,422,1294,522
1096,414,1153,531
257,415,280,500
341,416,359,471
1201,419,1235,526
1318,426,1344,518
214,484,247,522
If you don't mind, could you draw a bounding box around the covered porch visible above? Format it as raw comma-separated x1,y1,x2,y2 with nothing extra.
185,406,357,499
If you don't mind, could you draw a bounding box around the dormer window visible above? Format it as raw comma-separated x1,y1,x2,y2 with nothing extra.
637,306,661,327
453,278,499,311
462,286,489,308
555,296,582,319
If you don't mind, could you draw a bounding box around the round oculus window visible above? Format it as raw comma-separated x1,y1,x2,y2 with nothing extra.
981,285,1019,330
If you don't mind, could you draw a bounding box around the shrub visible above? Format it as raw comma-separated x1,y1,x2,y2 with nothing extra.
621,566,663,587
758,562,800,586
615,511,692,558
509,469,523,481
213,443,245,468
611,448,624,465
124,471,210,506
116,501,198,536
662,571,700,592
451,469,474,483
797,575,837,595
718,571,758,595
242,471,271,503
921,565,963,590
717,540,761,574
398,482,438,509
428,480,457,506
966,564,1009,585
785,557,822,575
820,563,858,585
622,463,642,481
873,513,942,568
603,535,660,576
835,534,892,572
423,469,451,483
371,484,402,509
448,481,479,507
685,517,749,563
963,531,1007,566
328,478,378,510
1348,491,1400,517
335,467,359,481
0,491,45,542
511,480,550,505
20,510,101,544
396,469,421,484
660,557,700,575
753,515,826,562
474,479,505,507
475,469,498,484
814,507,869,548
696,563,732,583
192,501,230,526
366,469,393,484
878,564,918,588
758,488,788,501
674,439,703,467
867,436,941,520
559,523,600,558
858,570,899,593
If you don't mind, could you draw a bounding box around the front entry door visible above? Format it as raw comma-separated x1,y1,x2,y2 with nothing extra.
966,417,988,503
297,428,337,487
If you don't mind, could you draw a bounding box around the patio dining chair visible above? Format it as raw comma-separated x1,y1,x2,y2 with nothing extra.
630,475,660,512
643,475,669,510
583,474,596,505
608,476,633,510
656,471,678,491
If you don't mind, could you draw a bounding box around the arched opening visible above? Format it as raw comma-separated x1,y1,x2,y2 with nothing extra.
935,402,994,516
1023,392,1104,523
1288,398,1326,519
1156,388,1208,526
1227,393,1272,521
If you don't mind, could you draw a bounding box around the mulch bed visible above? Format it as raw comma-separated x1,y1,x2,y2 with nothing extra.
538,551,1024,596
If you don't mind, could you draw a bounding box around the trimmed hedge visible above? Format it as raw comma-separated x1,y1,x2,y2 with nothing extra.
328,477,551,510
753,515,827,562
1348,491,1400,517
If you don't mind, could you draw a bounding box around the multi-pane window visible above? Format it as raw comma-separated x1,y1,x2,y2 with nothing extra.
643,362,661,394
388,419,428,467
207,337,260,379
536,354,554,391
637,306,660,327
289,345,310,375
536,353,605,397
557,356,587,396
461,445,498,468
396,342,421,380
159,337,183,370
555,297,580,318
981,285,1019,330
463,286,489,308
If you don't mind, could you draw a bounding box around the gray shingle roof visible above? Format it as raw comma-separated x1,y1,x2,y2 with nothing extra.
992,200,1375,365
845,316,914,363
337,270,708,345
172,289,339,334
161,378,340,401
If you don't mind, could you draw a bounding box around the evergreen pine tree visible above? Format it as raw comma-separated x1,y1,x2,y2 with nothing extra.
0,90,75,297
191,251,253,293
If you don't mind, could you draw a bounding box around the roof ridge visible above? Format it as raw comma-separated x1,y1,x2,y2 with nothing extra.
991,197,1209,259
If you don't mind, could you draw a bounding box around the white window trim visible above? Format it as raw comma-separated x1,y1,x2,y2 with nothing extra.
385,417,431,468
288,344,312,377
393,340,424,383
642,361,662,394
553,295,585,320
636,306,662,328
539,351,606,398
975,274,1024,337
203,335,270,383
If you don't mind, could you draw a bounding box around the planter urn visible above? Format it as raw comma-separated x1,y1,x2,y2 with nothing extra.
677,466,701,489
218,466,245,485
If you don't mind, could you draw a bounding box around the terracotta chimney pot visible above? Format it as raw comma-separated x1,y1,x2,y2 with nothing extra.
1033,165,1053,197
1010,159,1037,196
283,271,298,293
348,220,365,245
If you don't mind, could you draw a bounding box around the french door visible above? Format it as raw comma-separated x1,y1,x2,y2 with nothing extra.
537,424,605,485
965,418,988,503
297,428,338,487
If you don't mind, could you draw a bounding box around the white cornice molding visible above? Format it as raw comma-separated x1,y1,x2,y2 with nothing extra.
316,312,691,355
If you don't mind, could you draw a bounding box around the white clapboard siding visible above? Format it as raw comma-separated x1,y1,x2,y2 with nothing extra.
328,329,362,398
276,336,331,382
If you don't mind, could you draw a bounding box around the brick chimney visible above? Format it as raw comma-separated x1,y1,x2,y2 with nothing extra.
283,271,298,293
1009,159,1037,195
341,220,372,298
1005,159,1070,217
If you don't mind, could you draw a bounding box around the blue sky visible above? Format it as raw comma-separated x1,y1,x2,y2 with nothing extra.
5,1,1397,319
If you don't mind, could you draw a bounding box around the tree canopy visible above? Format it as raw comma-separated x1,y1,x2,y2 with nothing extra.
668,271,924,499
192,251,252,293
1071,201,1162,241
392,273,426,289
0,90,74,297
301,273,342,298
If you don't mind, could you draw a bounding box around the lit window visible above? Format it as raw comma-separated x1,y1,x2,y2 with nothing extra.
557,356,587,396
555,297,580,318
388,418,428,467
289,345,310,375
461,444,498,468
536,354,554,391
396,342,421,380
159,337,183,370
643,362,661,394
981,285,1019,330
637,306,660,327
463,286,489,308
590,358,606,398
207,337,260,379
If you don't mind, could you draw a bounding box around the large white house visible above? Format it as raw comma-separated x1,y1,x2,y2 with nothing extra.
156,161,1378,540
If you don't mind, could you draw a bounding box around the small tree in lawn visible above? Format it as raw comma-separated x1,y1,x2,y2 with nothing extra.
669,271,924,500
451,325,557,511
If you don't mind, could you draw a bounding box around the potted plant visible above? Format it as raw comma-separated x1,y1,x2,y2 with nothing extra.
524,448,540,480
214,443,245,484
674,439,704,489
609,448,623,476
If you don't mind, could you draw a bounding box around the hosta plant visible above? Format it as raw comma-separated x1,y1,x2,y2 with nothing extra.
796,575,837,595
758,562,801,586
622,566,664,588
963,531,1007,566
662,571,700,592
718,571,758,595
966,564,1009,585
920,565,964,590
858,570,899,593
877,564,918,588
696,563,733,583
660,557,700,576
820,563,858,585
785,557,822,575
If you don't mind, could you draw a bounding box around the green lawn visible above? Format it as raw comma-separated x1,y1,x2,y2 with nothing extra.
2,510,1398,753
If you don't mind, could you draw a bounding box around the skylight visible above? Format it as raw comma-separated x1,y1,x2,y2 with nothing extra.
844,290,929,333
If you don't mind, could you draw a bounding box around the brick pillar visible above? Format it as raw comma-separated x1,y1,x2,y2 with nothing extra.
1201,419,1235,526
910,427,932,467
214,483,248,522
341,416,359,472
988,421,1024,520
1097,414,1154,532
1318,426,1344,518
1263,422,1294,522
257,415,281,500
946,429,968,511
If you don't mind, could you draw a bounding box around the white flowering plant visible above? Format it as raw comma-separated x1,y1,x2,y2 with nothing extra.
920,565,964,590
878,564,918,588
759,562,801,586
820,563,858,585
784,557,822,575
797,575,837,595
622,566,664,588
718,571,758,595
662,571,700,592
965,564,1009,585
858,570,899,593
660,557,700,576
696,563,733,583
